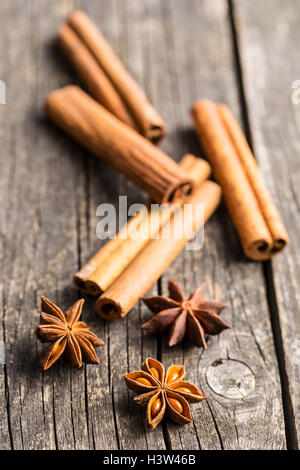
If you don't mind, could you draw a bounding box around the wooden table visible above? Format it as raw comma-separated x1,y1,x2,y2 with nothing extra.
0,0,299,450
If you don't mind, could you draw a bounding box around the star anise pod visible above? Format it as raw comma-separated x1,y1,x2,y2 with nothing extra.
124,357,206,430
36,296,104,370
142,280,230,348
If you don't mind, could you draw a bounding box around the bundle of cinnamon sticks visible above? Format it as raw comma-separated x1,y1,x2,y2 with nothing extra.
45,85,193,204
74,154,211,298
95,179,221,320
191,100,289,260
44,10,289,322
73,154,220,320
59,10,166,143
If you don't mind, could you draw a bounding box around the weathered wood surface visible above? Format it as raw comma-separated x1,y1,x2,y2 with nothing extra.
0,0,297,450
233,0,300,448
157,0,285,450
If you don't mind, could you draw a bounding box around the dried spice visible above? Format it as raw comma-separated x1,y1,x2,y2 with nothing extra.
45,85,192,204
95,182,221,320
124,358,206,430
36,296,104,370
66,10,166,142
191,100,289,260
142,280,230,348
74,154,211,297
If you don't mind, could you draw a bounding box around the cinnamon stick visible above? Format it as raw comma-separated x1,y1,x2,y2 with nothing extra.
95,180,221,320
66,10,166,143
45,85,193,203
74,154,211,296
179,153,211,186
191,100,289,260
59,24,136,129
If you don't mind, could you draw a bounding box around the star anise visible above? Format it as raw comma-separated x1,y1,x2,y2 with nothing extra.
124,357,206,430
142,280,230,348
36,296,104,370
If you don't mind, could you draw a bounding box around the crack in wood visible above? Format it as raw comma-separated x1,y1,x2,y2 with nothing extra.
263,261,299,450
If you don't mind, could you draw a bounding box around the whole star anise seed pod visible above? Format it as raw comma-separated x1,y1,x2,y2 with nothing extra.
36,296,104,370
142,280,230,348
124,357,206,430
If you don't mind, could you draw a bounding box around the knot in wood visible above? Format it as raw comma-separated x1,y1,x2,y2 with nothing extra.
206,358,255,399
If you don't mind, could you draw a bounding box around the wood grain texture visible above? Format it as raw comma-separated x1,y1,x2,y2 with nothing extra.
0,0,295,450
233,0,300,448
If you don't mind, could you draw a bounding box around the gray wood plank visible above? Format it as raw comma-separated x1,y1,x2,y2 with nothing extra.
33,0,93,450
0,0,57,450
154,0,286,449
1,0,93,450
232,0,300,448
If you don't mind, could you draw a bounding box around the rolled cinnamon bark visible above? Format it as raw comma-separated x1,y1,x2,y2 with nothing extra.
74,154,211,296
59,24,136,129
179,153,211,186
67,10,166,143
45,85,193,203
95,180,221,320
74,221,130,296
191,100,289,260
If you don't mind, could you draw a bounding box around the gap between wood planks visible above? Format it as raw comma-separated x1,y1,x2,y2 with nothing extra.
228,0,298,450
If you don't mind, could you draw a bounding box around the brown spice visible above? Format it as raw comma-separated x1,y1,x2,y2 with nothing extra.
59,23,136,129
45,85,193,204
64,10,166,143
74,154,211,297
95,180,222,320
191,99,289,260
36,296,104,370
142,279,230,348
124,358,206,430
